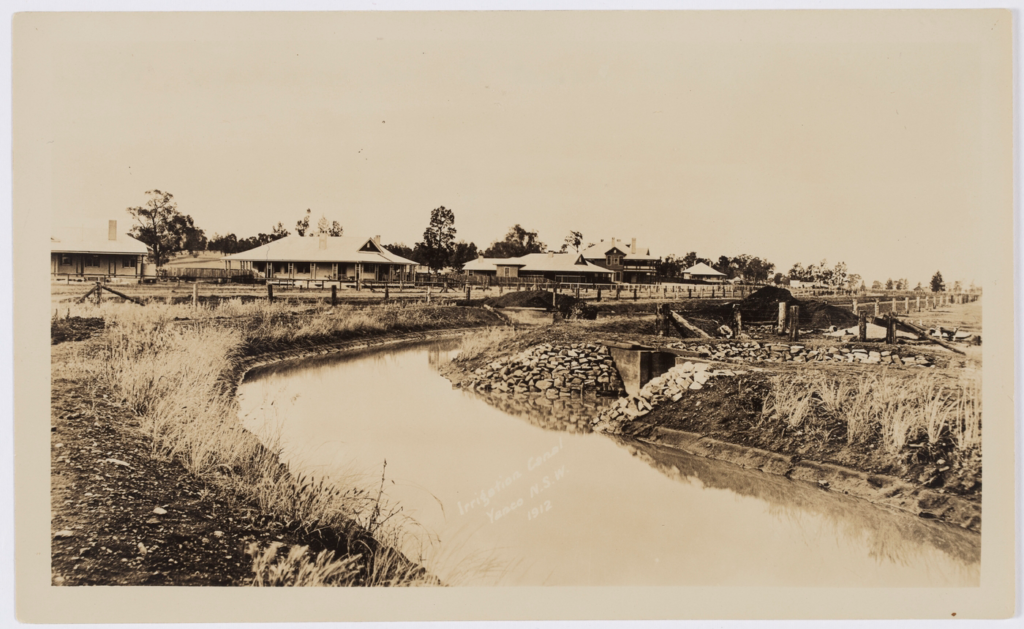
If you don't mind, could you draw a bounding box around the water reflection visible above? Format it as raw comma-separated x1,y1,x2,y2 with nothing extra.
460,389,614,434
614,437,980,580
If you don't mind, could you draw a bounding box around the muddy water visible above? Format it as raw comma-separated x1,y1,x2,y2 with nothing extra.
237,339,980,587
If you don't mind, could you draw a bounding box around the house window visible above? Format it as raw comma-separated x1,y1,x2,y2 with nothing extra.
88,255,100,267
123,256,135,268
60,254,71,266
503,267,511,277
295,262,310,274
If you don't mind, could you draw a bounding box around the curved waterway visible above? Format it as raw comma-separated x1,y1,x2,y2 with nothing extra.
237,338,980,586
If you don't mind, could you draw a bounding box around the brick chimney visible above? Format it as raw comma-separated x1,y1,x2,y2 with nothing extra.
108,220,117,241
319,235,327,250
631,237,636,254
373,235,380,245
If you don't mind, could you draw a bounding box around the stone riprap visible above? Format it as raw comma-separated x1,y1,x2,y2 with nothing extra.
592,361,738,435
669,342,935,367
463,389,612,434
464,343,626,397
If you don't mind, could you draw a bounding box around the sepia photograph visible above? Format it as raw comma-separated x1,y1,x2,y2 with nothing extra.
11,6,1016,623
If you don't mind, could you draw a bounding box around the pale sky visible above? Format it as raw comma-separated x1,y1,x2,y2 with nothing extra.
44,11,1010,288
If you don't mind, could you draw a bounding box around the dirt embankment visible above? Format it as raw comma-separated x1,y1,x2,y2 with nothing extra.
441,321,981,532
51,310,504,586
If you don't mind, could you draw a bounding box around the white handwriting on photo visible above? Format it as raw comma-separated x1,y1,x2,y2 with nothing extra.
454,438,567,524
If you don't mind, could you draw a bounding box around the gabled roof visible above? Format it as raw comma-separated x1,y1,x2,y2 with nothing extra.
579,238,659,261
495,252,613,275
222,235,416,265
51,226,150,256
462,257,508,272
682,262,726,277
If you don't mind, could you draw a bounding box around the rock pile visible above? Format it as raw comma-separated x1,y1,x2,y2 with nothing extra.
592,361,737,434
669,342,935,367
464,343,626,397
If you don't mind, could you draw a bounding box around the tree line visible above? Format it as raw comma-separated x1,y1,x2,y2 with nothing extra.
125,191,962,293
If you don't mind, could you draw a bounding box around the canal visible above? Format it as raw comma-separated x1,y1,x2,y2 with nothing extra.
237,338,979,586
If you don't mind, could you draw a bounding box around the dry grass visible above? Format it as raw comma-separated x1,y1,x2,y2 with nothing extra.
246,542,363,587
763,370,982,464
86,298,468,586
453,327,521,364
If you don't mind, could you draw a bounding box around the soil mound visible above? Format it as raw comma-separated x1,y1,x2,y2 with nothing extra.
800,302,859,328
484,290,596,320
485,290,556,309
730,286,858,328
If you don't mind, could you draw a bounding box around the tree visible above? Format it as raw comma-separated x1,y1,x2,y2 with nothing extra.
952,280,963,293
561,230,583,253
483,224,546,258
450,241,480,270
885,278,894,290
829,262,848,290
930,271,945,292
713,255,734,278
383,242,423,265
417,206,457,273
681,252,698,270
773,272,784,285
914,282,925,292
846,272,861,292
126,190,206,267
297,209,343,237
295,209,312,236
872,280,883,290
316,216,344,237
656,254,682,279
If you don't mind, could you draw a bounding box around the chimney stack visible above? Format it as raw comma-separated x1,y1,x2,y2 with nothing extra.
108,220,117,241
373,235,380,245
631,238,636,254
548,251,554,258
319,235,327,250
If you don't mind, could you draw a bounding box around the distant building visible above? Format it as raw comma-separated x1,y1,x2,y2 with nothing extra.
462,257,505,277
681,262,727,282
222,234,417,283
466,251,614,283
51,220,150,280
579,237,659,283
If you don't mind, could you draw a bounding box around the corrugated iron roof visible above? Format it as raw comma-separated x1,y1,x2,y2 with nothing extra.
682,262,726,276
50,225,150,255
222,235,416,265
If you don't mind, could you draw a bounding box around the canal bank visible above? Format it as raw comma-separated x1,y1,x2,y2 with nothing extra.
240,335,979,586
51,303,505,587
439,324,982,533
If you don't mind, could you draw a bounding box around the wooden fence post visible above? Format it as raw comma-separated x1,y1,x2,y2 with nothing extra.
267,283,274,303
858,311,867,342
465,285,470,301
331,285,337,307
852,299,858,314
778,301,788,335
385,284,390,300
192,282,198,308
596,287,602,301
788,305,800,341
904,297,909,313
916,295,920,312
633,287,638,301
733,305,742,335
874,299,879,318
